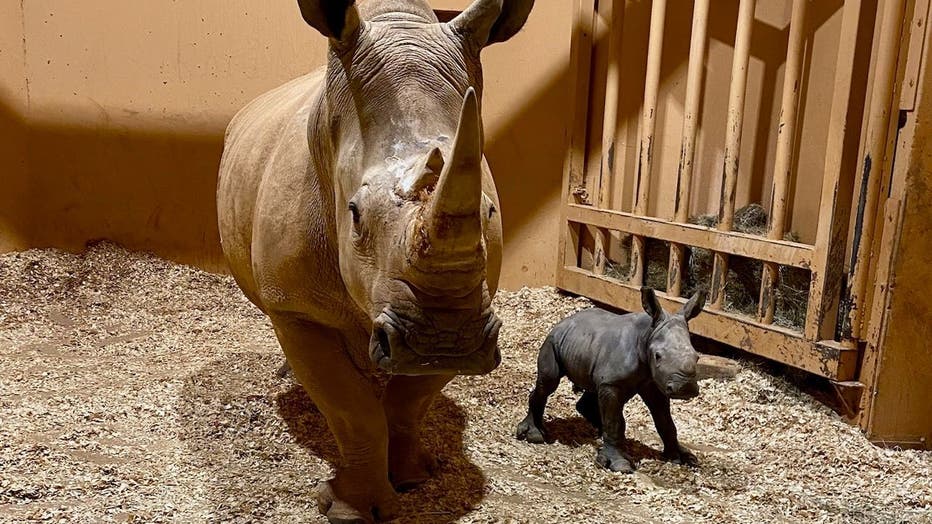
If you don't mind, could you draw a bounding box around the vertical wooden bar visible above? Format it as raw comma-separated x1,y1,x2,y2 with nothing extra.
845,0,908,342
668,0,711,297
804,0,866,341
629,0,667,286
710,0,757,310
557,0,597,283
758,0,808,323
593,0,625,276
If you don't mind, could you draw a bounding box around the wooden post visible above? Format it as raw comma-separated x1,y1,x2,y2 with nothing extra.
759,0,807,324
593,0,625,276
804,0,866,341
629,0,667,286
710,0,756,310
668,0,711,297
556,0,596,283
845,0,907,342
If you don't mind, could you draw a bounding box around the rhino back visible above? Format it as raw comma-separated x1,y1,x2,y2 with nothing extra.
551,308,646,390
218,70,355,328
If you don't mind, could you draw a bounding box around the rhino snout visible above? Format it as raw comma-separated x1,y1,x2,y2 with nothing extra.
369,308,501,376
665,374,700,400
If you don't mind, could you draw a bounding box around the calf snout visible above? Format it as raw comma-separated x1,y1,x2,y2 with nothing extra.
665,374,699,400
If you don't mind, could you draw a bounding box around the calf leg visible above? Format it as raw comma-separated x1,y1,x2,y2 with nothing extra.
272,316,398,523
575,390,602,431
515,337,561,444
595,385,636,473
382,374,453,491
639,384,698,466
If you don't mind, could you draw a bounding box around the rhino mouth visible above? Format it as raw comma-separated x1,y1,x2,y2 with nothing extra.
369,306,502,376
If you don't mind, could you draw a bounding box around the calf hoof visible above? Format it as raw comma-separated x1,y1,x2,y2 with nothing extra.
596,447,635,473
317,480,399,523
663,446,699,467
515,415,546,444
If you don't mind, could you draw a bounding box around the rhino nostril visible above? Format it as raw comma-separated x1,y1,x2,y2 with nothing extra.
376,327,391,358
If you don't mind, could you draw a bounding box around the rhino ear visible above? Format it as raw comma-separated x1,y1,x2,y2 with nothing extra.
680,290,707,322
296,0,360,42
451,0,535,47
640,287,664,326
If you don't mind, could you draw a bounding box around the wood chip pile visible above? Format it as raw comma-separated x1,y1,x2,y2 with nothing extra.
1,243,929,523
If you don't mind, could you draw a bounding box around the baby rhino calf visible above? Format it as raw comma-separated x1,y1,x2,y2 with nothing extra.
516,287,707,473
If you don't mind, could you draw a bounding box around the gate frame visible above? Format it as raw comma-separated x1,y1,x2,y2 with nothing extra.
556,0,919,394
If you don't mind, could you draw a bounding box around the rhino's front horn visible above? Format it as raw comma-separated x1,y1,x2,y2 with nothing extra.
429,87,482,218
411,88,485,285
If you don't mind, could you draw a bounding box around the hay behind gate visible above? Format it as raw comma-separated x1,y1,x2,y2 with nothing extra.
605,204,811,330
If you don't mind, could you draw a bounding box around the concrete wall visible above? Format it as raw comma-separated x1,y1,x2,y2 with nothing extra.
0,0,572,287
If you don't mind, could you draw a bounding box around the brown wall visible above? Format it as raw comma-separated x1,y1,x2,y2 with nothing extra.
0,1,29,253
0,0,572,287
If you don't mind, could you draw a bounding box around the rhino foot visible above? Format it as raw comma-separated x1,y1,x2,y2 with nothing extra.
663,445,699,468
515,414,546,444
389,439,438,492
317,479,399,523
596,446,635,473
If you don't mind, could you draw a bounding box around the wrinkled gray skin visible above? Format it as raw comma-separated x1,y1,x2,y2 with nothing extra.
516,288,707,473
216,1,533,521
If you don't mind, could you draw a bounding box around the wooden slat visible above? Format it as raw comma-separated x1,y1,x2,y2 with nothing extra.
899,0,931,111
711,0,757,309
759,0,808,323
557,0,597,274
805,0,867,341
558,266,859,380
593,0,625,275
668,0,711,297
567,204,813,268
630,0,668,286
845,0,908,342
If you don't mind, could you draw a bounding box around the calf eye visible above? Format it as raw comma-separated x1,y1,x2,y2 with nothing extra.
348,201,360,225
654,352,662,362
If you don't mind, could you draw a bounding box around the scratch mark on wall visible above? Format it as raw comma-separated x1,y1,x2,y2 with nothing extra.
20,0,30,110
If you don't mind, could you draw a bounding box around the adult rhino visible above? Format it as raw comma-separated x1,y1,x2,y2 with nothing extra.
217,0,533,521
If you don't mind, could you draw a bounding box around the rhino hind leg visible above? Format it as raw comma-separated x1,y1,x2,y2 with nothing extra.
516,337,562,444
271,316,399,523
575,390,603,431
382,374,453,491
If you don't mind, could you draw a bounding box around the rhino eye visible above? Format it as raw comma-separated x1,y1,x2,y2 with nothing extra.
654,352,662,362
348,201,360,225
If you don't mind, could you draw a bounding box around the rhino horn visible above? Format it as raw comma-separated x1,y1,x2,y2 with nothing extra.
429,87,482,218
413,88,485,278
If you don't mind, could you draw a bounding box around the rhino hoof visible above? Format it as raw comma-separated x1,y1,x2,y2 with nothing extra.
596,447,635,473
665,447,699,468
515,415,546,444
317,481,397,524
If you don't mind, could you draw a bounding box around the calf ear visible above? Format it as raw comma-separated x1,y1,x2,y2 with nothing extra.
640,287,664,325
451,0,535,47
680,290,707,321
296,0,360,43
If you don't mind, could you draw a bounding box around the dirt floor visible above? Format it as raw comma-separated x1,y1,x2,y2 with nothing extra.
1,243,930,523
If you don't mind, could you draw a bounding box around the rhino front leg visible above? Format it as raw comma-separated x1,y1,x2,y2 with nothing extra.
595,385,636,473
640,384,698,467
272,316,398,524
382,374,452,491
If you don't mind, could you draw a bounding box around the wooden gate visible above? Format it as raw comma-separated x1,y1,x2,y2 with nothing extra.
557,0,917,384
